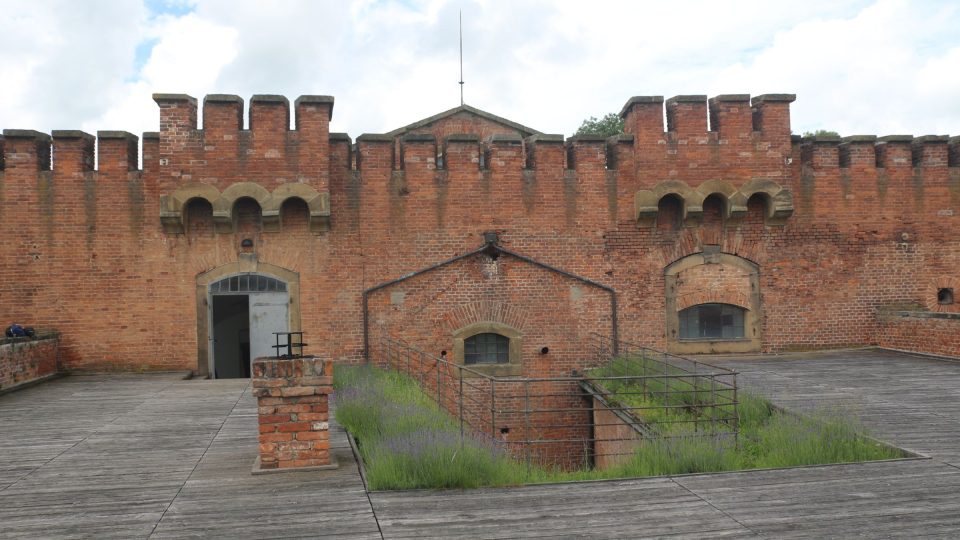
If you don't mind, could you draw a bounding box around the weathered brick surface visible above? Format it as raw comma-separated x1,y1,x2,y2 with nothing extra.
878,313,960,359
592,397,643,470
0,334,59,391
0,93,957,375
252,356,333,469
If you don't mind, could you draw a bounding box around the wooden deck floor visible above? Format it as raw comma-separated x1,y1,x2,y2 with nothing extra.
0,373,378,539
2,348,960,538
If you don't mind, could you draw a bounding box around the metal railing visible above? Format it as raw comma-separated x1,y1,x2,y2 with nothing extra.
374,333,739,470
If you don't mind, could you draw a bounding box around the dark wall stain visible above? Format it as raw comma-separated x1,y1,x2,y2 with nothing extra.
37,171,55,247
564,170,578,229
128,172,145,241
521,170,536,214
912,168,925,212
606,170,619,223
84,172,97,249
434,170,448,228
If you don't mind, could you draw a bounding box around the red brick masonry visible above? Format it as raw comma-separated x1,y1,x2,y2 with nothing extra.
878,311,960,359
0,334,59,392
252,356,333,470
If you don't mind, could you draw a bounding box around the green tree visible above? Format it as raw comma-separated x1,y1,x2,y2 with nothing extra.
575,113,624,137
802,129,840,138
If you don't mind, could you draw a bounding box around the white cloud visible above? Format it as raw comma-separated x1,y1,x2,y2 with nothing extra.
1,0,958,140
84,13,240,136
0,0,146,130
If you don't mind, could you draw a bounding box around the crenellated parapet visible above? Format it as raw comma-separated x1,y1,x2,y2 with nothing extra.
1,129,140,173
799,133,958,218
151,92,333,189
2,92,955,239
352,129,635,175
801,133,956,170
619,93,795,142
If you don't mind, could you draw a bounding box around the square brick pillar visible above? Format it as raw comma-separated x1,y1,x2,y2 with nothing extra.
252,356,335,472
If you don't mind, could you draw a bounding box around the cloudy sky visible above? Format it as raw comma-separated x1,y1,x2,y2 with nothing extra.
1,0,959,140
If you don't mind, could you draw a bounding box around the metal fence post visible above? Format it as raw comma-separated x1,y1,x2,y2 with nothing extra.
457,366,465,445
524,380,532,466
710,375,718,433
490,379,497,440
419,352,425,388
732,377,740,449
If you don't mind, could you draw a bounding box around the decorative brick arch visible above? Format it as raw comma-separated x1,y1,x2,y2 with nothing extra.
443,300,529,334
266,183,331,232
160,181,330,234
696,180,747,221
160,182,221,233
664,251,762,353
634,179,793,228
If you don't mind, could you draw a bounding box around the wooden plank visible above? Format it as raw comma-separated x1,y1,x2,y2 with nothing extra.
7,349,960,538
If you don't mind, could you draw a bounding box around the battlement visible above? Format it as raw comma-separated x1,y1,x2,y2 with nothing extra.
619,93,796,140
4,93,955,178
348,130,638,174
800,133,958,169
1,92,956,236
0,129,140,173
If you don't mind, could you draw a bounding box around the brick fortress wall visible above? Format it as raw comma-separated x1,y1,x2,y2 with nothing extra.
0,93,958,372
0,334,59,392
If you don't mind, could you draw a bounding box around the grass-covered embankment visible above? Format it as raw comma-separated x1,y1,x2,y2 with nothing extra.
334,363,904,490
333,365,529,490
587,355,902,475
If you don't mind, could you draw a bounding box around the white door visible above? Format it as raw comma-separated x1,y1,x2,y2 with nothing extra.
249,292,289,361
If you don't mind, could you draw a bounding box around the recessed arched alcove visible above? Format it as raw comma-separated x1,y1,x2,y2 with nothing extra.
280,197,311,232
635,179,792,228
160,182,331,234
664,252,762,354
184,197,214,239
233,196,263,237
656,194,684,231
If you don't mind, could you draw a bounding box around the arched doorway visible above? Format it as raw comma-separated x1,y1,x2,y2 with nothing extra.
195,260,300,378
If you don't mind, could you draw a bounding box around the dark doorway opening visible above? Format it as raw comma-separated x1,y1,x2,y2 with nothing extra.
212,295,250,378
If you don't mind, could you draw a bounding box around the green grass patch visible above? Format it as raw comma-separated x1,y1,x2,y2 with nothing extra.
335,362,904,490
333,365,529,489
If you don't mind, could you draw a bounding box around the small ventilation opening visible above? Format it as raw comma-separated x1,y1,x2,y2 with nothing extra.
938,288,954,305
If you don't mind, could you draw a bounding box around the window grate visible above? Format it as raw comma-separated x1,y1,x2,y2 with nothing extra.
465,333,509,364
679,303,745,340
210,274,287,294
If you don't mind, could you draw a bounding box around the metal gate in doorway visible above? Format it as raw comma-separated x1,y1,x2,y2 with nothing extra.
209,274,289,378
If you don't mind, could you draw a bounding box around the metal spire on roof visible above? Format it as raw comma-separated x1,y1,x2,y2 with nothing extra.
459,10,464,106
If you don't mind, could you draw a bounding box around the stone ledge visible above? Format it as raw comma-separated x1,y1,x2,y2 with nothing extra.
711,94,751,103
2,129,50,141
204,94,243,104
152,93,197,105
886,311,960,320
619,96,664,118
250,94,289,105
51,130,94,141
667,95,708,105
751,94,796,104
